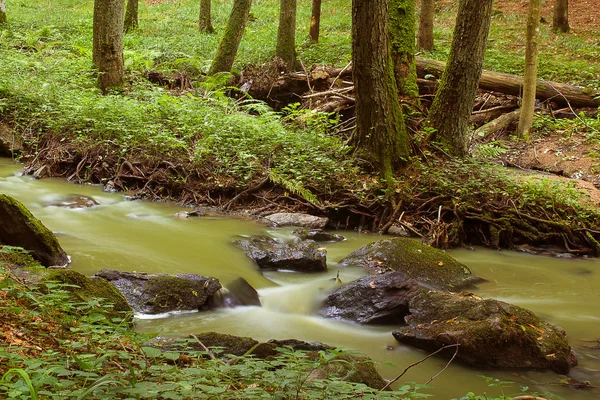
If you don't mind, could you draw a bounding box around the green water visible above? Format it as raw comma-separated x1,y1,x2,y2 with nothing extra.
1,158,599,399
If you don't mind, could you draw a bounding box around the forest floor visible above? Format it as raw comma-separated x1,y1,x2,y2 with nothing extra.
2,0,600,256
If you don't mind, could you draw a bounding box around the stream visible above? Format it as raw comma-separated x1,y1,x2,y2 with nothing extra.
1,157,599,399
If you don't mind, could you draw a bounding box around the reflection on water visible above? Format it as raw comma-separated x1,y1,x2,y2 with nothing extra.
1,157,599,399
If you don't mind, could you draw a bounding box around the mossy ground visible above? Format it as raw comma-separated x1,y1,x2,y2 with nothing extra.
0,0,599,255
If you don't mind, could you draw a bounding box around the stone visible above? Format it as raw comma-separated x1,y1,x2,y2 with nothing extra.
0,194,69,267
320,272,419,325
233,236,327,272
48,195,99,209
264,213,328,229
173,210,204,219
339,238,481,291
93,269,221,314
292,228,345,242
0,124,23,157
392,289,578,374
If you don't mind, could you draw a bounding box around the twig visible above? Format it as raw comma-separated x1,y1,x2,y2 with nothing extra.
380,344,460,391
190,334,217,361
424,345,459,385
329,61,352,89
302,87,354,99
546,81,600,134
299,59,313,94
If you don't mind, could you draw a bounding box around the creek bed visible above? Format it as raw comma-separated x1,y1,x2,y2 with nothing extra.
1,157,599,399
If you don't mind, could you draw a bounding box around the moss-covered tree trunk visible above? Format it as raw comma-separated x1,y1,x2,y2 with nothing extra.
309,0,321,43
199,0,215,33
552,0,569,33
417,0,434,51
389,0,418,98
124,0,139,32
0,0,6,24
276,0,298,70
93,0,125,93
350,0,409,180
208,0,252,75
517,0,541,138
428,0,493,157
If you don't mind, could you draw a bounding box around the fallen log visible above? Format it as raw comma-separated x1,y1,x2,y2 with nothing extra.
474,109,521,138
416,58,600,108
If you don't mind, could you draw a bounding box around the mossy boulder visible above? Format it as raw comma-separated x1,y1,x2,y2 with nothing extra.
392,290,577,374
0,194,69,267
93,269,221,314
339,238,480,290
233,236,327,273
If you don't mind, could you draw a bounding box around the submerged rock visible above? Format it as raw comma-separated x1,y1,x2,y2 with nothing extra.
320,272,577,373
93,269,221,314
233,236,327,272
339,238,480,291
48,194,99,209
264,213,328,229
0,194,69,267
393,289,578,374
293,228,345,242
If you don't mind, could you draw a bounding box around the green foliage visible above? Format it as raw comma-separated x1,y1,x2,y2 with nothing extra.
0,273,430,399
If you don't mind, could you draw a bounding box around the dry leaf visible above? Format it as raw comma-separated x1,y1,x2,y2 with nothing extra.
438,261,444,266
369,280,376,289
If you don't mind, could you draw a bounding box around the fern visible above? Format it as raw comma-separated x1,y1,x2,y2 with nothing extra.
269,169,320,205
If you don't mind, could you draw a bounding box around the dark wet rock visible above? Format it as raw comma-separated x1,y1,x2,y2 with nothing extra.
208,277,261,308
293,228,345,242
320,272,420,325
321,272,577,373
0,194,69,267
392,289,577,374
93,269,221,314
173,210,204,219
387,224,410,237
147,333,387,389
264,212,328,229
339,238,480,291
49,194,99,209
233,236,327,272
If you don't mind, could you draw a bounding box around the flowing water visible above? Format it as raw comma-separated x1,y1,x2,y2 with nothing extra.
1,157,599,399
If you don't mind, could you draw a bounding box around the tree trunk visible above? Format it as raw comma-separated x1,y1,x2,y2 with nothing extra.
124,0,139,32
93,0,125,93
517,0,541,138
208,0,252,75
416,58,600,108
428,0,494,157
417,0,434,51
552,0,569,33
309,0,321,43
389,0,419,98
276,0,298,70
351,0,409,180
199,0,215,33
0,0,6,24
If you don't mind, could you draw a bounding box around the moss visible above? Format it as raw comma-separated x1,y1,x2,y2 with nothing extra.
0,194,68,267
44,269,133,321
389,0,419,98
341,238,478,290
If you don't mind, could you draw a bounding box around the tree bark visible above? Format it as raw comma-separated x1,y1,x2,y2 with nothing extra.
552,0,569,33
428,0,494,157
389,0,419,98
0,0,6,24
208,0,252,75
124,0,139,32
416,58,600,108
199,0,215,33
276,0,298,70
351,0,409,180
93,0,125,93
417,0,434,51
309,0,321,43
517,0,541,138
